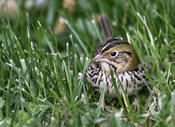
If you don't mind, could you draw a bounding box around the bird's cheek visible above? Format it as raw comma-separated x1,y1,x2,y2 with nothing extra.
113,58,121,64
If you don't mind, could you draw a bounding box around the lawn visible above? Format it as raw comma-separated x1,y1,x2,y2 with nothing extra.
0,0,175,126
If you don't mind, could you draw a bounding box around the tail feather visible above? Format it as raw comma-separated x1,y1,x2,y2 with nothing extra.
100,16,114,42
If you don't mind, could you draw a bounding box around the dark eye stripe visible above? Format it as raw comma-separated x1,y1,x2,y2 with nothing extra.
102,41,129,53
120,51,133,56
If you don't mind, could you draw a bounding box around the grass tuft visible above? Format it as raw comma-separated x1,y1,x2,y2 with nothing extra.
0,0,174,126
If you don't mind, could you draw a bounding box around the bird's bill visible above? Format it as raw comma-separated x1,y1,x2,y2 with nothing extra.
92,53,104,62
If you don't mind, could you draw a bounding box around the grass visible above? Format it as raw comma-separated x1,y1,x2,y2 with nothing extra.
0,0,175,126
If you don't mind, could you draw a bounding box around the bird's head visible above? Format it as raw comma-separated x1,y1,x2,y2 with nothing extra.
92,39,139,73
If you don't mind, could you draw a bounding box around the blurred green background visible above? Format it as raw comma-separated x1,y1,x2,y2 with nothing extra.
0,0,175,126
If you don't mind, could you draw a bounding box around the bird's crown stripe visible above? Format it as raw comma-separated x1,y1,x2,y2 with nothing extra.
101,41,129,53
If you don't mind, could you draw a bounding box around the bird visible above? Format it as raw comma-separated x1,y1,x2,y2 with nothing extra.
86,16,148,100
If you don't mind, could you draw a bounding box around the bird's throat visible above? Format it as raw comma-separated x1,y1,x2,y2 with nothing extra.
100,62,110,72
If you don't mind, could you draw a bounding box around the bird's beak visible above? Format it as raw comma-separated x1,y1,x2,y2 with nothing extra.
92,53,104,62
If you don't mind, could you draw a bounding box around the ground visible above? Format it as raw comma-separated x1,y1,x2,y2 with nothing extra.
0,0,175,126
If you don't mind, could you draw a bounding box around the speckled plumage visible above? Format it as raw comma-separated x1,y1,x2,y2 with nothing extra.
86,61,148,97
86,16,148,98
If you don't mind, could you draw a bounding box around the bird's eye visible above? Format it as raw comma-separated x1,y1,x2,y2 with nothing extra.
110,50,118,57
